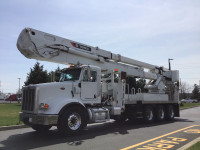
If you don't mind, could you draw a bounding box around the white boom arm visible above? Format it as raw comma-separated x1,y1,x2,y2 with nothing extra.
17,28,169,80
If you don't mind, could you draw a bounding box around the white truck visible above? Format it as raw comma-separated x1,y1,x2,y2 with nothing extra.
17,28,180,134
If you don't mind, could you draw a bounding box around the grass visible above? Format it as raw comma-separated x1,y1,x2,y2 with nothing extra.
180,103,200,110
0,103,23,126
187,141,200,150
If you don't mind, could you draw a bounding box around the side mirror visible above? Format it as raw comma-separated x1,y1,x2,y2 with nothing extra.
78,83,81,88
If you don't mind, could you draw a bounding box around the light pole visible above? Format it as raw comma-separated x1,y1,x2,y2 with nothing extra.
18,78,21,93
168,58,173,70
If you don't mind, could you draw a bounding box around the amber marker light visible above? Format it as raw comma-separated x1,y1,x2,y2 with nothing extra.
40,103,49,109
44,104,49,109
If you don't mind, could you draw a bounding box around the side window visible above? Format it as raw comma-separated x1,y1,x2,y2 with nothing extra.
83,70,88,81
114,73,119,83
91,71,97,82
82,70,97,82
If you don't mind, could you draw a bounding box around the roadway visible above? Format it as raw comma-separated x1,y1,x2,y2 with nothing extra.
0,107,199,150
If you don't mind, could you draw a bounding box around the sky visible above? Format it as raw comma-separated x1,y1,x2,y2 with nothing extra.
0,0,200,93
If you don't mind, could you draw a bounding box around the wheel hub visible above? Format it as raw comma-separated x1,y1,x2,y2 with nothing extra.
170,108,175,118
159,109,164,120
68,113,81,130
147,111,153,120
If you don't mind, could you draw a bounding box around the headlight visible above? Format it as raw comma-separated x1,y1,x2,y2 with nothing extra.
39,103,49,109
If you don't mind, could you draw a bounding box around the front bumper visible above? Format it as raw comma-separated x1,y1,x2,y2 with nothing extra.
19,112,58,125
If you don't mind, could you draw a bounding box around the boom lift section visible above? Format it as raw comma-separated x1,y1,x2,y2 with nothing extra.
17,27,179,96
17,28,162,80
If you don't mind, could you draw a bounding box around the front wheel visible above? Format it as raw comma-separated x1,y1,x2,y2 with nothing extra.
57,107,87,135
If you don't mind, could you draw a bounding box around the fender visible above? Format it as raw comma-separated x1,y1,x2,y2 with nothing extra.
59,102,87,115
58,102,89,123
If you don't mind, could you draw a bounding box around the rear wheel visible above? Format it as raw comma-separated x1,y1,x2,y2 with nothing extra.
31,124,52,132
155,105,165,121
165,105,175,121
143,106,154,123
57,107,87,135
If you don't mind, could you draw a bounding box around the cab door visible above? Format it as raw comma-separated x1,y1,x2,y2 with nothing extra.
81,68,100,102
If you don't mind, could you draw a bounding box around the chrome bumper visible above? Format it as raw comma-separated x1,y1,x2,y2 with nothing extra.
19,112,58,125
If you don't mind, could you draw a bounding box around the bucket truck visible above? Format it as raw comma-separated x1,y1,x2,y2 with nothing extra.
17,28,179,134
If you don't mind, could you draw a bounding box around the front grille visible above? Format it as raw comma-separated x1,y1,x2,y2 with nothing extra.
22,87,35,111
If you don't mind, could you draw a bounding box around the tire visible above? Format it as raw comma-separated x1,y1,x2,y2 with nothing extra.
31,124,52,132
155,105,165,121
143,106,154,123
57,107,87,135
165,105,175,121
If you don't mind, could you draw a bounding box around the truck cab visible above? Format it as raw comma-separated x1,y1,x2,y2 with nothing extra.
20,65,109,133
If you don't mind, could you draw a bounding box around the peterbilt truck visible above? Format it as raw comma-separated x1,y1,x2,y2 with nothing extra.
17,28,179,134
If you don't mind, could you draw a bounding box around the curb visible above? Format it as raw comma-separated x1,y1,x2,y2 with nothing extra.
0,125,29,131
177,137,200,150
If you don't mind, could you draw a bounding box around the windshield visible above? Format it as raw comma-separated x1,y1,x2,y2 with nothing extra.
59,68,81,82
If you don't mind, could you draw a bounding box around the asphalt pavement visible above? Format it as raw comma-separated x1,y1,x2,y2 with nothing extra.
0,107,199,150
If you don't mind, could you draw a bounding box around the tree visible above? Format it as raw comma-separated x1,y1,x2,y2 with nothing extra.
136,78,147,93
126,77,147,94
126,76,136,94
179,82,191,99
48,66,61,82
54,66,61,82
24,62,50,86
191,84,199,99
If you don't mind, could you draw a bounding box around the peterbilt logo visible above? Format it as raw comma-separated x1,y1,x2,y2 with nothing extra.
71,42,91,52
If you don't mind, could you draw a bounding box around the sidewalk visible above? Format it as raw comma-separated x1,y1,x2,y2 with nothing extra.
0,125,28,131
